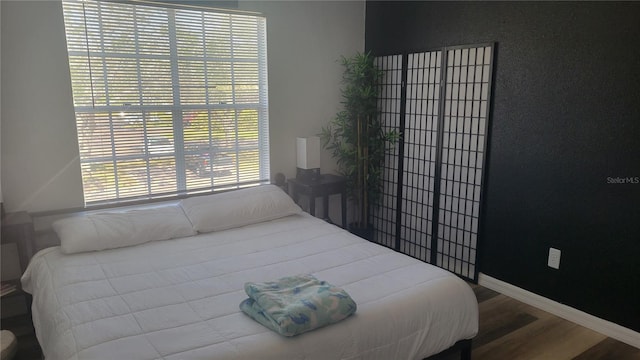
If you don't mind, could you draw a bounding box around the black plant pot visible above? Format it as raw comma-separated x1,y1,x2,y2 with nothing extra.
348,223,374,241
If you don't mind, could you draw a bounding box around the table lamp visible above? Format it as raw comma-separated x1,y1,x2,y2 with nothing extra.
296,136,321,181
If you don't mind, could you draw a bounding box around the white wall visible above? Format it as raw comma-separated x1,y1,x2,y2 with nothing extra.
1,1,84,213
0,1,3,208
238,1,364,182
0,0,365,213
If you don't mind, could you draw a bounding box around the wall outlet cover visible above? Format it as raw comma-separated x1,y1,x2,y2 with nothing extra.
548,247,561,269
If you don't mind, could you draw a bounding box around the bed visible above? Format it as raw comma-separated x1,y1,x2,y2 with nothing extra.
21,185,478,360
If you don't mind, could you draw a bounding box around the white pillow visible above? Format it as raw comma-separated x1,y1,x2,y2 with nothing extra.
179,185,302,233
53,204,196,254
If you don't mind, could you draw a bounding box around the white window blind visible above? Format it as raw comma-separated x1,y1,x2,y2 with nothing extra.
62,0,269,205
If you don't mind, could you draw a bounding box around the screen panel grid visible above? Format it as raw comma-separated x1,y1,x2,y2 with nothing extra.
372,54,403,248
436,46,491,279
372,44,492,282
399,51,442,263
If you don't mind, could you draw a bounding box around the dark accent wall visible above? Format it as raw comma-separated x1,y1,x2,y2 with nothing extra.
365,1,640,332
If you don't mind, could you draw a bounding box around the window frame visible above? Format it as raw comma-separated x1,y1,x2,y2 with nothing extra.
62,0,270,206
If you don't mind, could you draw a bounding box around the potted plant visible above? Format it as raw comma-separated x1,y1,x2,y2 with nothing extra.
320,52,398,239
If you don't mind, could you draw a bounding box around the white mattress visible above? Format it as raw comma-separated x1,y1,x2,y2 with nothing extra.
22,213,478,360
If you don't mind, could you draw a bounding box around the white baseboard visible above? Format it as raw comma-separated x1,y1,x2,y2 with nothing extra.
478,273,640,349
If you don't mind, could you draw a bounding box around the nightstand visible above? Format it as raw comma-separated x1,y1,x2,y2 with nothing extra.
1,212,35,319
288,174,347,228
1,212,35,275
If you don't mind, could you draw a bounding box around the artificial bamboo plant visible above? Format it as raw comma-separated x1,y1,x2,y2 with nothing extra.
320,52,397,233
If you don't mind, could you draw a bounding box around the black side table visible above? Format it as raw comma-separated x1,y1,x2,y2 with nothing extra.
288,174,347,228
1,211,35,318
1,212,35,275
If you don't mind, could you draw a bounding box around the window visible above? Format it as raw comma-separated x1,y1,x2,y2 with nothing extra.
62,0,269,205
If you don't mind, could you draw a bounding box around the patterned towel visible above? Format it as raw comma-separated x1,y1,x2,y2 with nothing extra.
239,274,357,337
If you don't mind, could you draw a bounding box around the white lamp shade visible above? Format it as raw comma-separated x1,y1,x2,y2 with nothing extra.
296,137,321,169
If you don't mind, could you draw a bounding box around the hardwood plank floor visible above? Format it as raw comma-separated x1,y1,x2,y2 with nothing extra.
1,285,638,359
469,285,639,360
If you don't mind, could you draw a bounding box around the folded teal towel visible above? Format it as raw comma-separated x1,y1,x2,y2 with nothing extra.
239,274,357,337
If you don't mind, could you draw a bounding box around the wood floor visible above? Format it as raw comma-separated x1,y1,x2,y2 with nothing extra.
462,285,640,360
1,285,638,360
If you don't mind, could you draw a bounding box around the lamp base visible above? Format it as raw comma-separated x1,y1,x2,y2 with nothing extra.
296,168,321,182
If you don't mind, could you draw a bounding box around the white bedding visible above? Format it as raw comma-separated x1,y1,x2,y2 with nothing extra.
22,213,478,360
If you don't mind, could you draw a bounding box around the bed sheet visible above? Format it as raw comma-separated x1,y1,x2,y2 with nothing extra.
22,213,478,360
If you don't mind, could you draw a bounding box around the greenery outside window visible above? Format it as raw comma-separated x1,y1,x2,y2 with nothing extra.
62,0,269,205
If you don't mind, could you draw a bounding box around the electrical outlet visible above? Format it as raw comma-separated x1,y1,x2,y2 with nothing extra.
548,248,561,269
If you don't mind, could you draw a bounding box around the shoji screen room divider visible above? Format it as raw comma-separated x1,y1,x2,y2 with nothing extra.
372,44,494,281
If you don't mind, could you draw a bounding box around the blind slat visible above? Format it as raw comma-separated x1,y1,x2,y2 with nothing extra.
62,0,269,204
